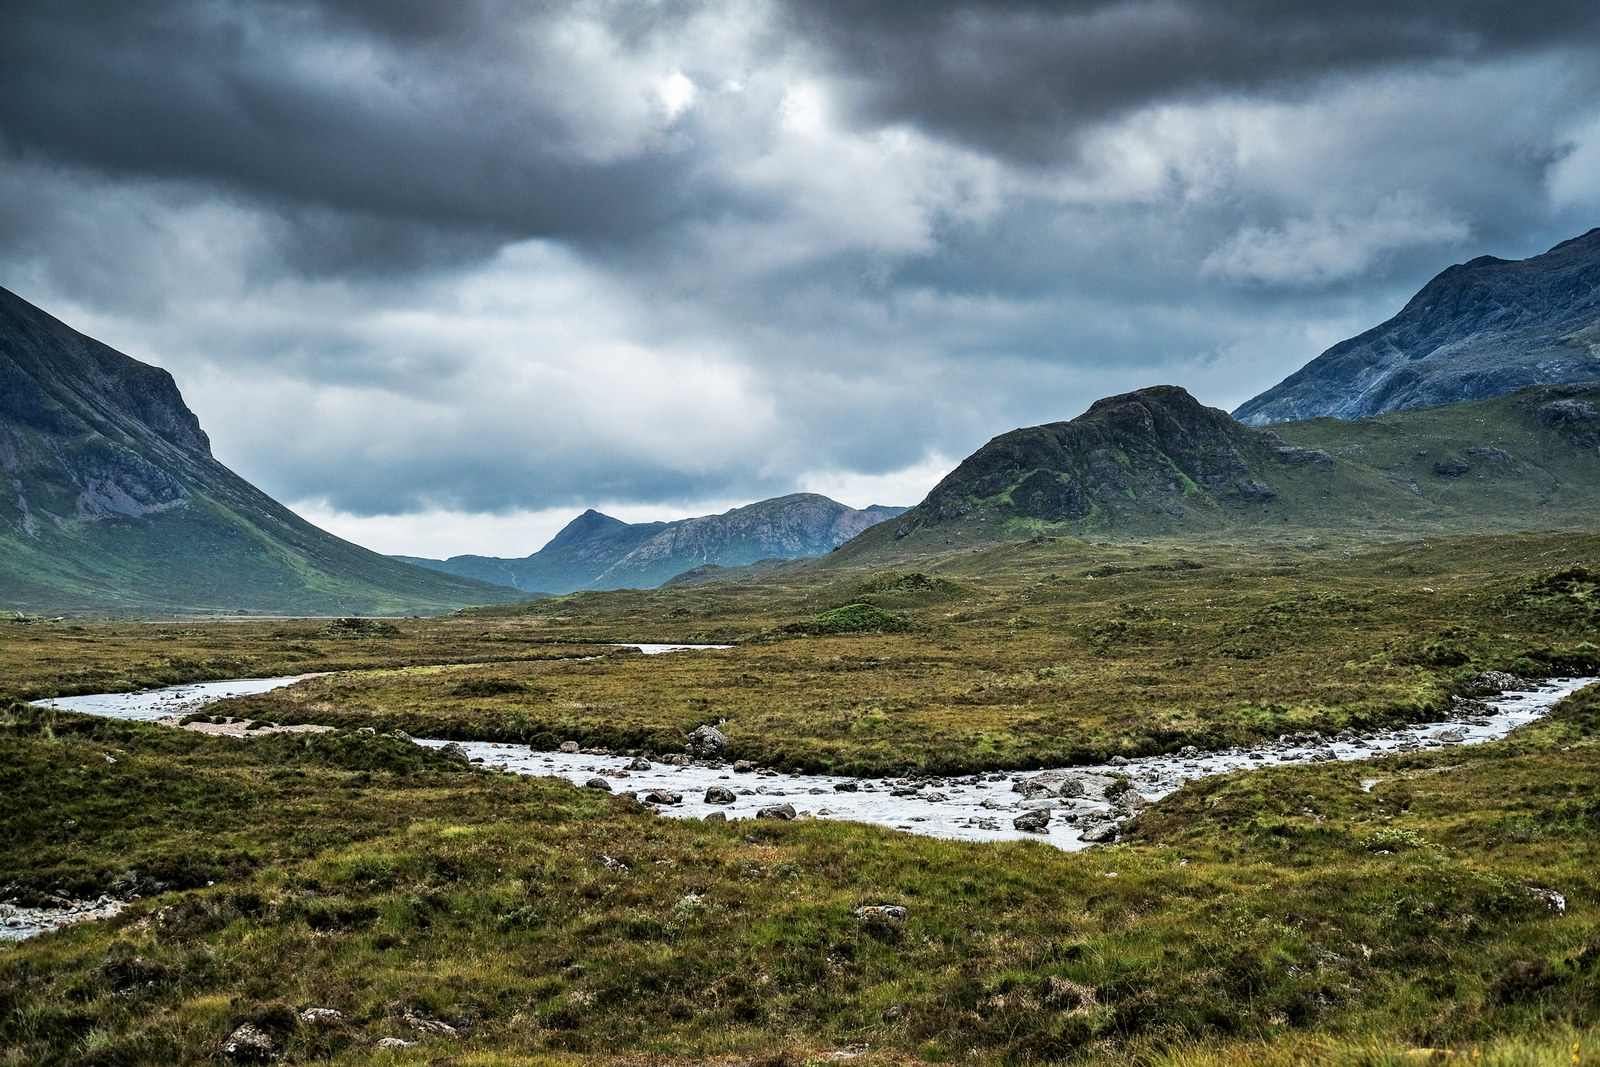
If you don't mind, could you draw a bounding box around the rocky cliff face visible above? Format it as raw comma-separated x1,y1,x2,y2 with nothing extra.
404,494,906,593
1234,229,1600,425
0,285,523,614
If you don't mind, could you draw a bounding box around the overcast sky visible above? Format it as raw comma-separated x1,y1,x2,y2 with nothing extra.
4,0,1599,557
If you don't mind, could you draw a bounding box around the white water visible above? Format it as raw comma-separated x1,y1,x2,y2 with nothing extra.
31,668,1594,852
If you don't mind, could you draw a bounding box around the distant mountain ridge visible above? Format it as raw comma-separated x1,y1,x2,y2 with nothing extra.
1234,228,1600,425
400,494,905,593
0,285,526,615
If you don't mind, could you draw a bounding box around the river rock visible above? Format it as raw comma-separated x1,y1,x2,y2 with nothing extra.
1113,791,1149,814
1107,755,1131,767
584,778,613,791
1431,727,1466,743
1080,822,1118,844
686,724,728,757
833,781,859,792
705,786,736,804
1013,809,1051,833
437,742,471,763
221,1023,279,1061
757,803,797,820
981,795,1012,810
641,789,683,805
559,741,580,753
660,753,693,767
1018,798,1058,810
703,811,727,823
628,757,652,771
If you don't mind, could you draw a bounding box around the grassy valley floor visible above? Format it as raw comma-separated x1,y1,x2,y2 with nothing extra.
3,530,1600,1065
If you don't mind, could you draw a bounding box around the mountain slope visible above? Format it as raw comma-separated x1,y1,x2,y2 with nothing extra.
0,285,527,615
831,382,1600,562
1234,229,1600,425
403,494,905,593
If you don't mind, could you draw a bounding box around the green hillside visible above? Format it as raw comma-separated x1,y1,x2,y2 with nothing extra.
0,285,527,616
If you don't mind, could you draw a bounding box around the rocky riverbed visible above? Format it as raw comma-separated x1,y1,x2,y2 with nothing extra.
32,666,1595,856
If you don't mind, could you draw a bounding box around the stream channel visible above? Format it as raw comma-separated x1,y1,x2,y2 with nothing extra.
15,645,1593,940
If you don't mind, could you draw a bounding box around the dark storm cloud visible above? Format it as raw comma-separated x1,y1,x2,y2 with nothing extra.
782,0,1600,159
0,0,722,260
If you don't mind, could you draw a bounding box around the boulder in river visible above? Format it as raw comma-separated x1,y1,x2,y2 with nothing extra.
1013,809,1051,833
559,741,580,753
1431,727,1466,743
628,757,652,771
686,724,728,757
757,803,797,820
704,785,737,804
641,789,683,805
733,760,755,772
437,742,471,763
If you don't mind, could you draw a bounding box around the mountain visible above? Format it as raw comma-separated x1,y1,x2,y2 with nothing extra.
401,494,906,593
1234,229,1600,425
832,382,1600,559
0,285,527,615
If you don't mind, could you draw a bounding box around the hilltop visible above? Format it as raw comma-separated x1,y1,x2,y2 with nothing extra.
829,381,1600,562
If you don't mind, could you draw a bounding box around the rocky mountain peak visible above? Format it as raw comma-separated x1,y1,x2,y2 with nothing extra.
1234,229,1600,425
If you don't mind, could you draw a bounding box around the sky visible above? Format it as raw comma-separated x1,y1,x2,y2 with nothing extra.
3,0,1600,558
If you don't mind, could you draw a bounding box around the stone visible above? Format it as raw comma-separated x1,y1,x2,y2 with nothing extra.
981,796,1011,810
628,757,652,770
404,1013,457,1035
703,811,727,823
357,727,376,736
438,742,471,762
704,785,737,804
833,781,859,792
641,789,683,805
1114,791,1149,814
299,1008,343,1025
1526,886,1568,912
1054,776,1086,799
584,778,613,791
686,724,728,757
1080,822,1118,844
558,741,580,753
221,1023,279,1061
1107,755,1131,767
375,1037,418,1050
757,803,797,820
1018,798,1058,811
1013,809,1051,833
1178,745,1200,757
853,904,908,926
660,753,693,767
1430,727,1466,743
732,760,755,772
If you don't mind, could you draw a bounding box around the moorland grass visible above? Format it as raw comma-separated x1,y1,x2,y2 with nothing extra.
4,529,1600,1065
4,684,1600,1064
